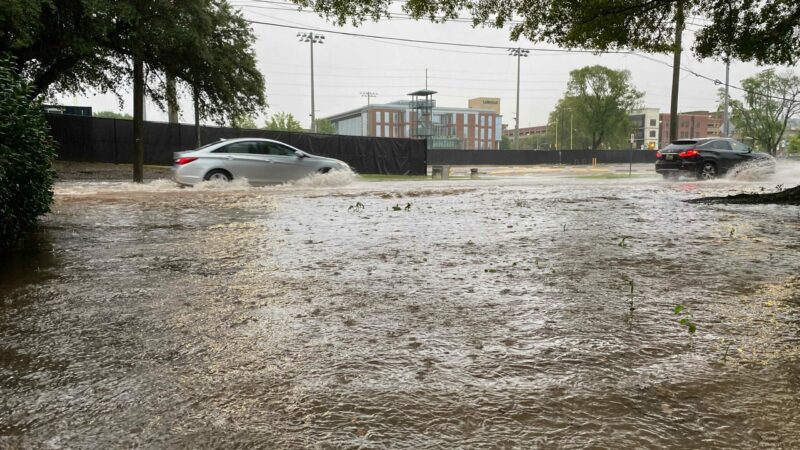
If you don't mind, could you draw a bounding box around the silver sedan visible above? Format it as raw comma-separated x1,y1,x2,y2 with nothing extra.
171,138,351,186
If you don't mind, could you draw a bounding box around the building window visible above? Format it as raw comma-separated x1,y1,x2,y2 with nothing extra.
650,119,657,127
375,124,381,137
384,125,389,137
649,130,656,138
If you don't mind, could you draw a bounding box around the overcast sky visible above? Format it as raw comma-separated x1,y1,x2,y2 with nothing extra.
57,1,795,129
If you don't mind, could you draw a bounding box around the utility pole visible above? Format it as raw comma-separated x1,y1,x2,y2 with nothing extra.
360,91,378,106
298,32,325,132
669,0,685,143
723,58,731,137
508,47,529,150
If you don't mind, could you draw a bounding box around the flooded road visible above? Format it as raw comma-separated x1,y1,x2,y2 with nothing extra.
3,165,800,448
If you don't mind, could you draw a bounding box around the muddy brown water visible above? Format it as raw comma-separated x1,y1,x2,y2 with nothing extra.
2,168,800,448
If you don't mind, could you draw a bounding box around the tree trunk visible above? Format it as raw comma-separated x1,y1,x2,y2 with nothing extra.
193,84,201,148
132,54,144,183
669,0,685,143
166,74,179,124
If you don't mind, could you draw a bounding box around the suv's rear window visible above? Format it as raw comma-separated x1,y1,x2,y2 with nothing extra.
662,140,706,151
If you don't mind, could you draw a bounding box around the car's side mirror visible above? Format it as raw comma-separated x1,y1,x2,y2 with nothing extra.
295,150,306,158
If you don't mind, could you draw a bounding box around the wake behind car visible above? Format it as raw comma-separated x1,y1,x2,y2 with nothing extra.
172,138,351,186
655,137,775,180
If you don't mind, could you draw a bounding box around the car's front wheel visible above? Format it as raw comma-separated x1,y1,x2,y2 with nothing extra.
204,169,233,182
698,162,717,180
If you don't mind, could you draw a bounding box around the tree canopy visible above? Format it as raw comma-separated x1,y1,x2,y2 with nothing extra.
548,65,642,150
728,70,800,156
0,0,267,124
314,118,337,134
292,0,800,64
266,112,304,131
94,111,133,120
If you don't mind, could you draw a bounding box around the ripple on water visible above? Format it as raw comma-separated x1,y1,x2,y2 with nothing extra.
2,173,800,448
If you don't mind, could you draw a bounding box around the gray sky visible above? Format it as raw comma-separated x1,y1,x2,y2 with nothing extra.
57,1,794,129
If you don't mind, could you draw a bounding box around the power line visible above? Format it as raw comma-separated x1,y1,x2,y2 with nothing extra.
244,18,622,54
245,14,799,105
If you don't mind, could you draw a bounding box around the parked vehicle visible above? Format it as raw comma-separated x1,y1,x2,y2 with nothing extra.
172,138,351,186
655,138,775,180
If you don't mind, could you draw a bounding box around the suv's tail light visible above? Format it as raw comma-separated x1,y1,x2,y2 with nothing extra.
175,156,198,165
678,149,699,158
656,151,663,159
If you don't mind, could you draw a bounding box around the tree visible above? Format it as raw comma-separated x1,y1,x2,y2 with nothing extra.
266,113,304,131
548,66,642,151
314,118,337,134
499,135,511,150
291,0,799,65
0,56,56,251
232,115,258,129
728,70,800,156
787,134,800,155
1,0,267,181
94,111,133,120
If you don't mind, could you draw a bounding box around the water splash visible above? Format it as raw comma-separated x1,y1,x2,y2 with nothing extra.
726,158,800,184
193,177,252,190
287,169,356,188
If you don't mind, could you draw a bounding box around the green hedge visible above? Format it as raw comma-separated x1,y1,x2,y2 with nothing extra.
0,56,56,251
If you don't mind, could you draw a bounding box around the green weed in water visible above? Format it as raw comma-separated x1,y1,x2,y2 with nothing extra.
674,304,697,334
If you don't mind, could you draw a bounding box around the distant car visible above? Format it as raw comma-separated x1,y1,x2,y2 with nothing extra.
171,138,351,186
655,137,775,180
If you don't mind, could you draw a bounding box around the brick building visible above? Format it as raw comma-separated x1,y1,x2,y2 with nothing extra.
325,95,503,150
659,111,725,147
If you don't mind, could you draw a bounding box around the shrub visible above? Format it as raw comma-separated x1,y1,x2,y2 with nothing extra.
0,55,56,251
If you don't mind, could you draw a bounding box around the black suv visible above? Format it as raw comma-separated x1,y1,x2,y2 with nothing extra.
655,138,775,179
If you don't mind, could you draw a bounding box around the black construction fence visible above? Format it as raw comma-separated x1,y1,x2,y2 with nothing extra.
45,114,428,175
427,149,658,166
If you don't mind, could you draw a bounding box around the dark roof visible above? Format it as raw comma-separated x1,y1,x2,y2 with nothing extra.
408,89,437,96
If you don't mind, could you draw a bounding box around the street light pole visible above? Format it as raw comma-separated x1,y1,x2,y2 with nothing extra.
298,32,325,132
508,47,529,150
360,91,378,106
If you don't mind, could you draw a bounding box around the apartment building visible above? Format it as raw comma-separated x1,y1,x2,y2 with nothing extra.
326,97,503,150
659,111,726,147
630,108,660,149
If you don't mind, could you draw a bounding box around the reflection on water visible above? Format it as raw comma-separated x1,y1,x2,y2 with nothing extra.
2,168,800,448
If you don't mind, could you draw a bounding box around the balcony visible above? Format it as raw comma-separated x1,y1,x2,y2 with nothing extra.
409,99,436,109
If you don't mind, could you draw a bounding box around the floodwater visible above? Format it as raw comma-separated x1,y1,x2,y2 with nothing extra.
3,164,800,448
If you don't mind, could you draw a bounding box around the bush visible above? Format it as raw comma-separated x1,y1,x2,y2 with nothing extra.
0,55,56,251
